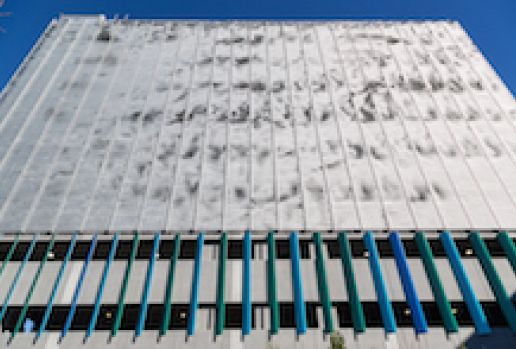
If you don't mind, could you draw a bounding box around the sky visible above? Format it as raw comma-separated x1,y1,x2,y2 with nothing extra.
0,0,515,95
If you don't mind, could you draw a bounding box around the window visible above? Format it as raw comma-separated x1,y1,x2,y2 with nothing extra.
145,304,165,329
325,240,340,259
482,302,507,327
375,239,393,258
95,305,117,330
51,241,72,260
421,302,443,326
350,239,366,258
71,306,94,330
450,301,473,326
170,305,189,329
401,239,420,257
225,304,243,328
299,239,311,259
179,240,197,259
483,238,505,257
92,241,112,260
158,239,175,259
363,302,383,327
454,239,475,258
228,240,243,259
392,302,414,327
334,302,353,328
305,303,319,328
276,240,290,259
136,239,154,259
279,303,295,328
71,241,92,260
46,306,69,331
429,239,446,257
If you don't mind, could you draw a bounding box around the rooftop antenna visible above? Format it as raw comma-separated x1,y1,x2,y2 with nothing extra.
0,0,12,33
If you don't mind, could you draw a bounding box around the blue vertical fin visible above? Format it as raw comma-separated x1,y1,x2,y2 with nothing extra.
389,232,428,334
363,231,397,333
290,231,307,335
242,230,252,336
60,233,98,340
85,233,119,340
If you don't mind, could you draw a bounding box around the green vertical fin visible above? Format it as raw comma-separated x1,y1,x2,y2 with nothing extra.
313,232,334,333
215,232,228,336
415,232,458,333
267,232,279,335
338,232,366,333
160,234,181,336
112,232,139,337
498,231,516,274
470,232,516,333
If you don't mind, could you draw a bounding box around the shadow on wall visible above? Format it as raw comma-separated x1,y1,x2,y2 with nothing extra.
461,328,515,349
459,292,516,349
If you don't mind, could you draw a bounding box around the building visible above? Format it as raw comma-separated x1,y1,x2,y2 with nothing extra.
0,15,515,348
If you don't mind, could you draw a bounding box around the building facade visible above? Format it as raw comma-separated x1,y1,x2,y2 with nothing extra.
0,15,515,348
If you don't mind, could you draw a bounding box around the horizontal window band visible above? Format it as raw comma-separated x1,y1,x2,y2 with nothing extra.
0,237,511,261
0,301,511,332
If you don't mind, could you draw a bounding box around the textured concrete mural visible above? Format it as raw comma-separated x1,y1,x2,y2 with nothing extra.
1,17,516,232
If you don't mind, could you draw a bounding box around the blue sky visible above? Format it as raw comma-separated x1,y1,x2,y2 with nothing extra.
0,0,515,94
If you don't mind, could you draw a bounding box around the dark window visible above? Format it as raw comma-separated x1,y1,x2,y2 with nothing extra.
454,239,475,258
0,241,13,260
483,238,505,257
228,240,243,259
376,239,393,257
325,239,340,258
71,241,94,260
117,304,140,330
276,240,290,259
92,241,113,260
306,302,319,328
113,239,134,259
299,240,311,259
51,241,73,259
0,301,509,331
421,302,443,326
2,306,44,332
392,301,415,326
145,304,164,329
158,239,175,259
450,301,473,326
47,306,70,331
170,305,189,329
225,304,242,328
401,239,419,257
334,302,353,328
179,240,197,259
275,239,311,259
363,302,383,327
27,241,53,261
429,239,446,257
136,239,154,259
279,303,295,328
71,305,94,330
94,305,117,330
350,239,366,258
482,302,507,327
